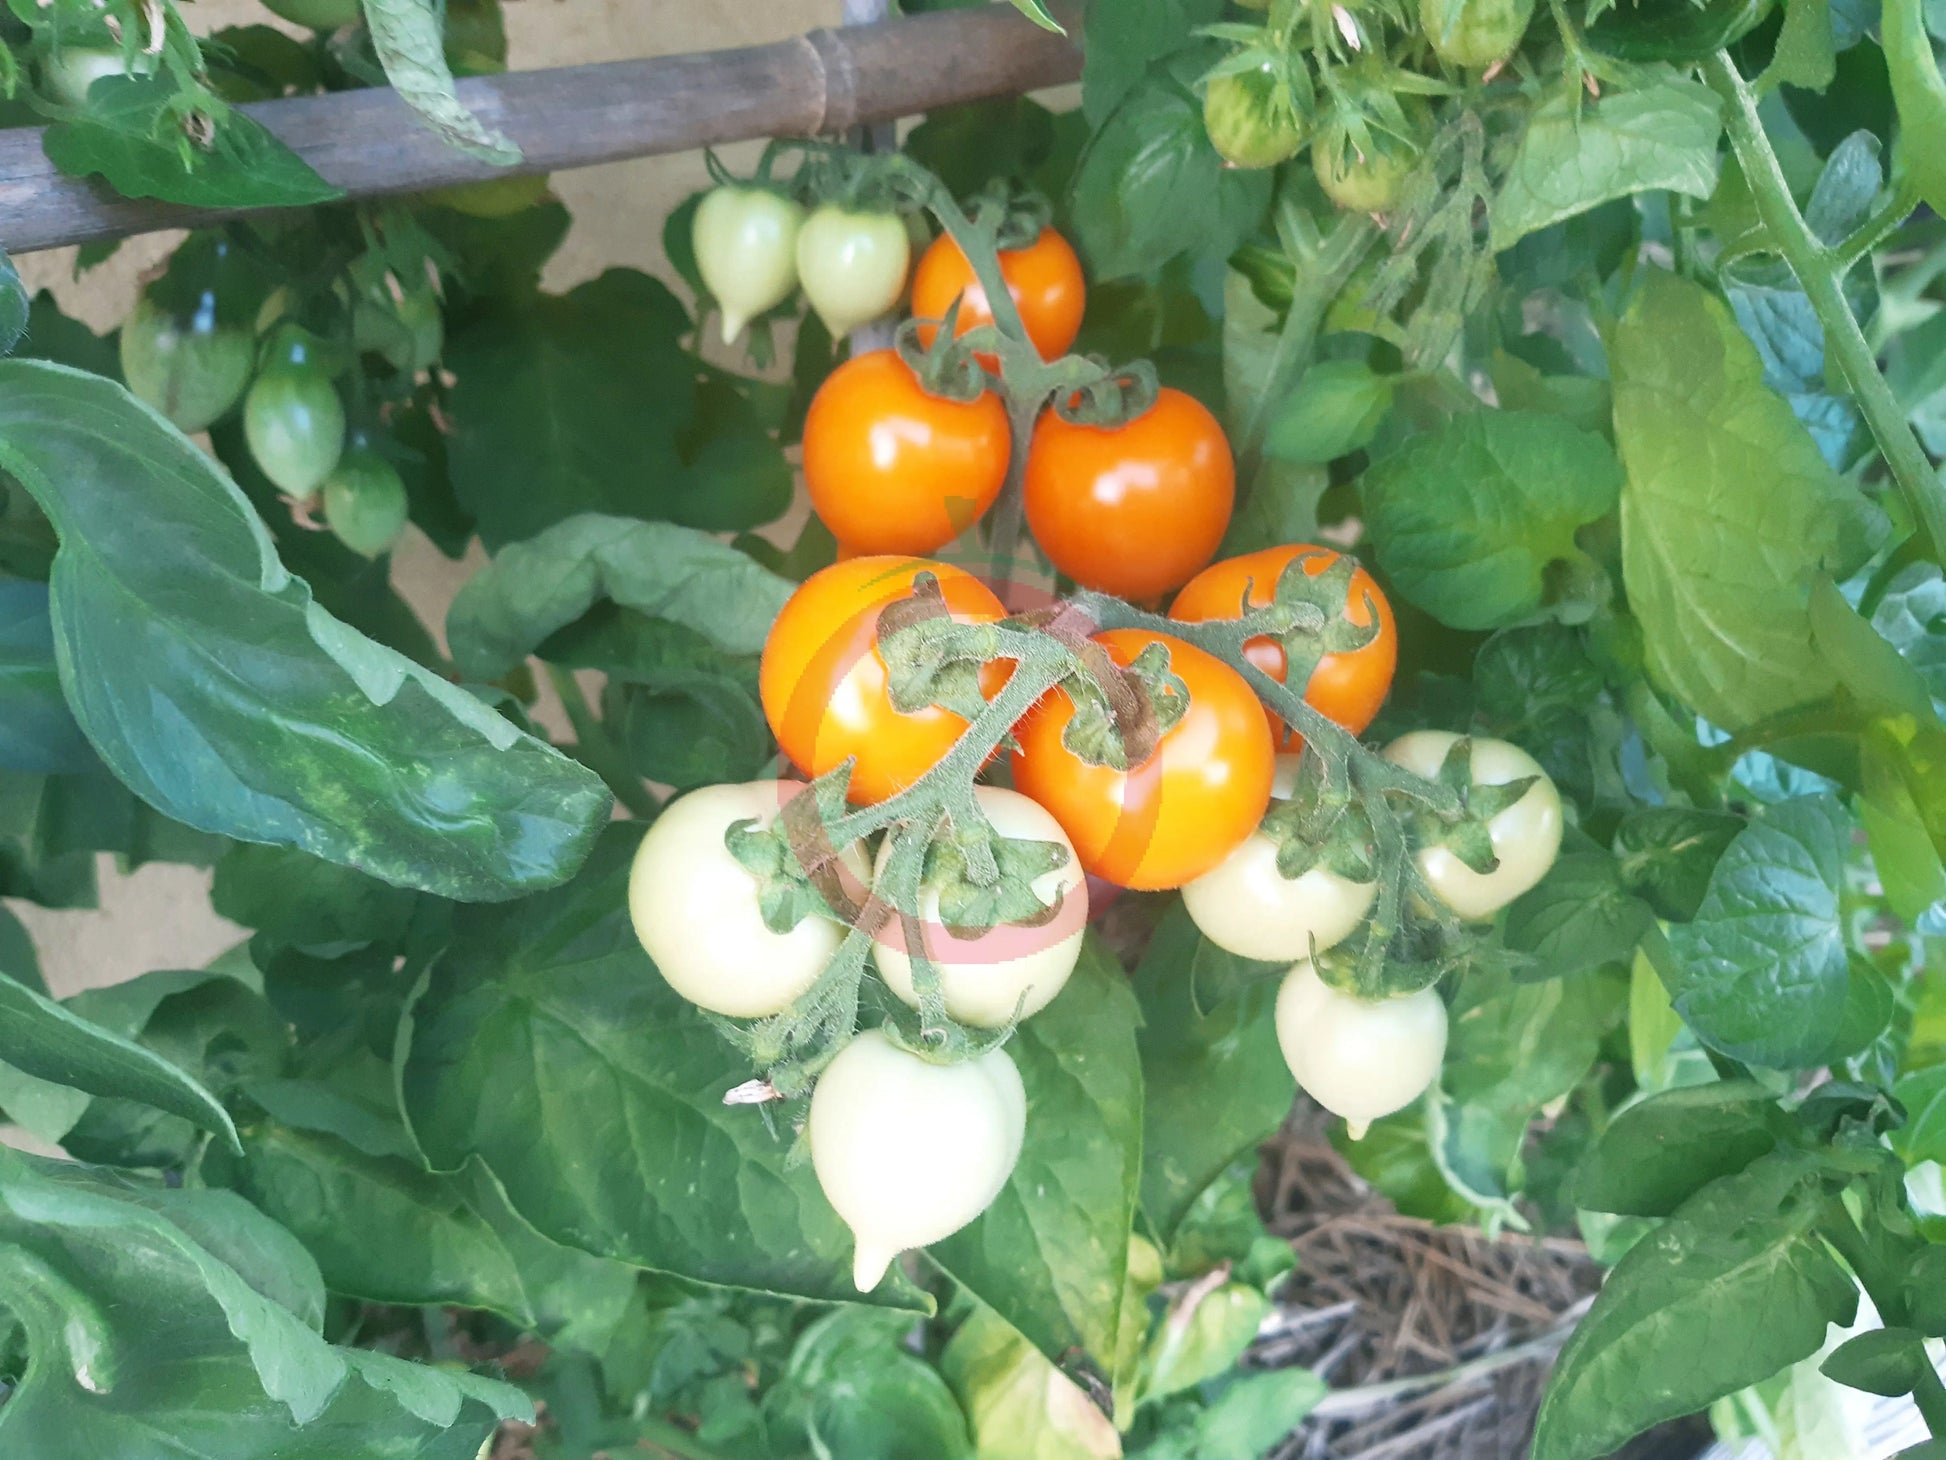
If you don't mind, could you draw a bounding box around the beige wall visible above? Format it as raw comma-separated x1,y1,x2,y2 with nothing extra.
7,0,838,998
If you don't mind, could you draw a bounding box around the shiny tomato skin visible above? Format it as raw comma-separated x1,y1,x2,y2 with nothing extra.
1009,628,1275,890
803,351,1011,556
1170,544,1396,749
1024,388,1235,602
910,227,1085,365
760,556,1010,805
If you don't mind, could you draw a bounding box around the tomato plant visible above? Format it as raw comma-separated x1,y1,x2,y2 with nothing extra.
6,0,1946,1455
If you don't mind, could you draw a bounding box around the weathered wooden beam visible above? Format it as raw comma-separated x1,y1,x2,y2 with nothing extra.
0,3,1081,255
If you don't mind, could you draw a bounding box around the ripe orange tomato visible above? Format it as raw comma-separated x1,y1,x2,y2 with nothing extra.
1170,545,1396,750
1010,628,1275,890
1023,388,1235,602
761,556,1010,805
803,351,1010,556
911,227,1085,365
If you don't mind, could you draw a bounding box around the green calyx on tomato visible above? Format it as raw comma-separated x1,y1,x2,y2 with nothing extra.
1312,106,1427,214
119,295,256,434
320,448,410,558
692,184,806,345
352,285,445,374
1203,64,1306,170
1383,731,1564,921
1419,0,1538,68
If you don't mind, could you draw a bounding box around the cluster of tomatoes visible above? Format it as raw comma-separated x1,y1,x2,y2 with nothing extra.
1205,0,1541,210
632,185,1564,1289
628,544,1563,1289
118,243,430,559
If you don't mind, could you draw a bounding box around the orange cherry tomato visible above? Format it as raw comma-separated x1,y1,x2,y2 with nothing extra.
911,227,1086,365
760,556,1009,805
1023,388,1235,602
1010,628,1275,890
803,350,1011,556
1170,545,1397,750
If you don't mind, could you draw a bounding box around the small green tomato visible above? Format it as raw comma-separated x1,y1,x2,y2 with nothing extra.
1420,0,1538,68
795,205,912,337
119,296,256,433
244,346,345,499
1203,65,1305,170
692,186,805,344
321,451,410,558
40,46,156,107
1312,115,1422,213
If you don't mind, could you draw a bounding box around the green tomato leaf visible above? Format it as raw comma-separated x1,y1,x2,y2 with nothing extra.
931,938,1143,1383
1873,562,1946,706
774,1309,975,1459
1862,726,1946,921
0,249,25,356
1612,806,1746,922
1335,1112,1480,1224
42,77,341,210
399,826,928,1310
1069,67,1270,282
1766,0,1838,90
1430,965,1614,1218
207,1096,632,1343
0,361,609,901
1659,796,1852,1067
1263,361,1395,466
1359,409,1622,631
1532,1152,1859,1460
1133,906,1292,1244
547,607,770,792
1080,0,1222,125
1821,1327,1933,1397
1891,1063,1946,1166
941,1303,1124,1460
0,577,92,773
0,1146,528,1453
1611,271,1882,731
359,0,519,164
446,513,793,680
1886,0,1946,218
1491,81,1724,252
0,971,240,1152
57,966,287,1170
444,271,726,547
1503,851,1656,980
1573,1081,1780,1216
212,843,420,950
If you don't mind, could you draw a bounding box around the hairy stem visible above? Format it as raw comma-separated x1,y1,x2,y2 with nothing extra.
1237,212,1379,458
1705,51,1946,556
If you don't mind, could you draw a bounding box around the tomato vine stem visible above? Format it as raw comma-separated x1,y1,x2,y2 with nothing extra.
1705,51,1946,558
